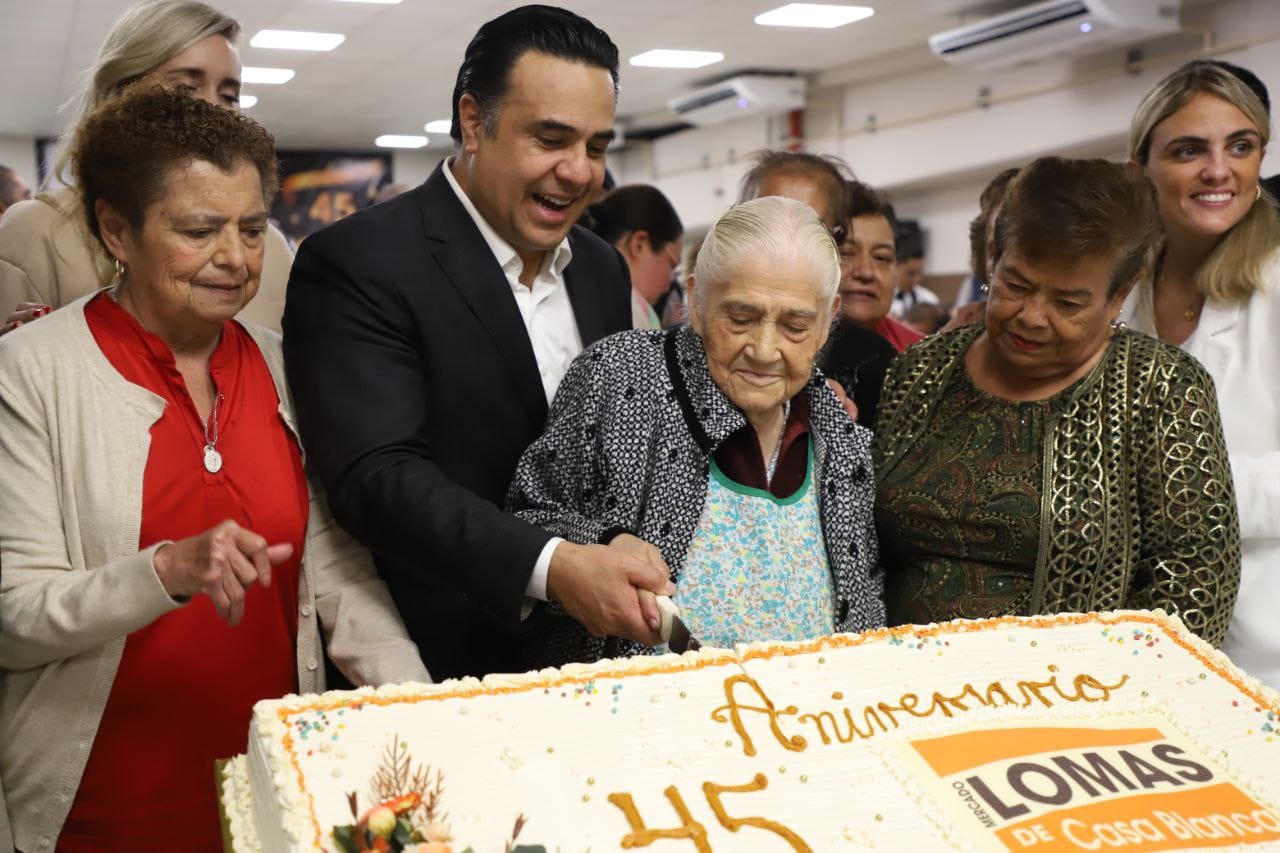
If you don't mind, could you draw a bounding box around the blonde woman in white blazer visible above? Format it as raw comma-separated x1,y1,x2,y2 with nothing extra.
1123,60,1280,691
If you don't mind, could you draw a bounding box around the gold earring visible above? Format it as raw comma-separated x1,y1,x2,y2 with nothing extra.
113,257,125,283
1258,184,1264,203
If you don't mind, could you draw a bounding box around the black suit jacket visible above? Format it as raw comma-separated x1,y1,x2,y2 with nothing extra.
282,164,631,679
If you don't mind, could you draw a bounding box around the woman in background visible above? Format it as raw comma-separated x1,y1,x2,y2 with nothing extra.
1123,60,1280,688
0,0,294,334
875,157,1239,645
585,184,684,330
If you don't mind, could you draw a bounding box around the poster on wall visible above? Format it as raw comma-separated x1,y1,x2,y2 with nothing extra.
273,150,391,244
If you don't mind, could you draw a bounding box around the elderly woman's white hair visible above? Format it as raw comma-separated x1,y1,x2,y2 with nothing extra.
691,195,841,319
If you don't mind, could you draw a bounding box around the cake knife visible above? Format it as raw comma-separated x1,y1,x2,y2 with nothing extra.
655,595,702,653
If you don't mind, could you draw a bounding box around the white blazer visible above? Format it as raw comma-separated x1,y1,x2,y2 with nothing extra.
1122,252,1280,691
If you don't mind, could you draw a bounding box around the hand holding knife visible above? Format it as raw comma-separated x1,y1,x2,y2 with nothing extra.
655,595,702,653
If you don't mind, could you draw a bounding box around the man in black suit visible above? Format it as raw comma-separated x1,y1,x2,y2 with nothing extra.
283,5,671,680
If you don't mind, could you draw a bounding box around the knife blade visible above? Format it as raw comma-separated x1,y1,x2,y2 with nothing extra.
655,595,702,653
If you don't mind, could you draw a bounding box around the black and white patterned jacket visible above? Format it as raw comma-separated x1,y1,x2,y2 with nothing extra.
507,324,884,668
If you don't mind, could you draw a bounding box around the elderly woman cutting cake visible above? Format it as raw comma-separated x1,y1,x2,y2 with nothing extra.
873,157,1240,644
0,88,426,852
509,196,882,667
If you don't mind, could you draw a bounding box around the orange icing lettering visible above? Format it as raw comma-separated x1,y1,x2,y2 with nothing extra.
703,772,812,852
789,670,1131,749
608,787,710,851
710,674,808,757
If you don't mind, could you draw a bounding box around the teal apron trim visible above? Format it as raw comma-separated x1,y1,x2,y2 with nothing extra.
707,440,813,506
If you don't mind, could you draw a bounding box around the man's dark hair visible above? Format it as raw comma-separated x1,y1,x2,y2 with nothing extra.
894,219,924,262
968,166,1019,281
450,4,619,143
845,179,898,239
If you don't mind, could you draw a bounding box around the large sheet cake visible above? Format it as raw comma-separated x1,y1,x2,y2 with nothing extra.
222,610,1280,852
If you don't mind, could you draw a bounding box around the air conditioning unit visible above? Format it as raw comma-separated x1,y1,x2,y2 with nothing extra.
928,0,1181,69
668,75,806,127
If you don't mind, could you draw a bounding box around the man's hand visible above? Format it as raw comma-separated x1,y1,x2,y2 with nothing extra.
607,533,673,639
546,539,673,645
153,519,294,626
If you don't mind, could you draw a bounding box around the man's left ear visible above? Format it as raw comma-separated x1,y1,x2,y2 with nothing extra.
456,94,486,154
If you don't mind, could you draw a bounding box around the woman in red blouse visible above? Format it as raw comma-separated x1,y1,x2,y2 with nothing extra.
0,87,428,852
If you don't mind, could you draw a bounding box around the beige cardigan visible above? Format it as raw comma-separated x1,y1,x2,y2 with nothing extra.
0,188,294,332
0,295,429,852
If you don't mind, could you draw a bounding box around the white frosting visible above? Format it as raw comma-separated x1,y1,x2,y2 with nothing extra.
225,611,1280,852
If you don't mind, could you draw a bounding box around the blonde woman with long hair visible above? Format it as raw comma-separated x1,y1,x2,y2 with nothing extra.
0,0,293,333
1122,59,1280,690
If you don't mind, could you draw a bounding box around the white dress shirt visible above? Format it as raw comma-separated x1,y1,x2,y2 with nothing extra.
1121,253,1280,690
443,160,582,603
890,283,940,319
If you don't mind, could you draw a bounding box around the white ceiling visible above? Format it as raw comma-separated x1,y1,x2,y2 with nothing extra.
0,0,1043,149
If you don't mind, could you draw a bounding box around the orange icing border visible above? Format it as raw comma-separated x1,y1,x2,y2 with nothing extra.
273,611,1280,849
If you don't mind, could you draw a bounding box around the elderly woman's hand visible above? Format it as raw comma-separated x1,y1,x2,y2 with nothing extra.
153,519,294,626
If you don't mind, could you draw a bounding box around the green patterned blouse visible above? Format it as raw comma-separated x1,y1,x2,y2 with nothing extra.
872,324,1241,646
876,368,1077,625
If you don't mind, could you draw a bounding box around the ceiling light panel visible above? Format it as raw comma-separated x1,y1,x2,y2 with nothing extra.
424,119,452,134
250,30,345,51
629,49,725,69
755,4,875,28
331,0,401,4
241,67,295,85
376,135,428,148
239,94,259,108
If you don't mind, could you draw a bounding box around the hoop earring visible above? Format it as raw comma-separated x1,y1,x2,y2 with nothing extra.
113,257,125,284
1258,184,1264,203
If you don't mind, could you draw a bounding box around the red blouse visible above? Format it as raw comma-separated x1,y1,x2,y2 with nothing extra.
874,315,926,353
59,293,308,851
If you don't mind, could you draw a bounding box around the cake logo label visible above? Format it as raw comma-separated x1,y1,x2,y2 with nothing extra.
898,717,1280,852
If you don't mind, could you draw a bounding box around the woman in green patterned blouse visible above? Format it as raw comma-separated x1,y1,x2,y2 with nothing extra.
872,157,1241,645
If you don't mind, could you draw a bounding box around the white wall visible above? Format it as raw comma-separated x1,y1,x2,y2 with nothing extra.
0,135,40,192
615,0,1280,276
392,149,447,189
